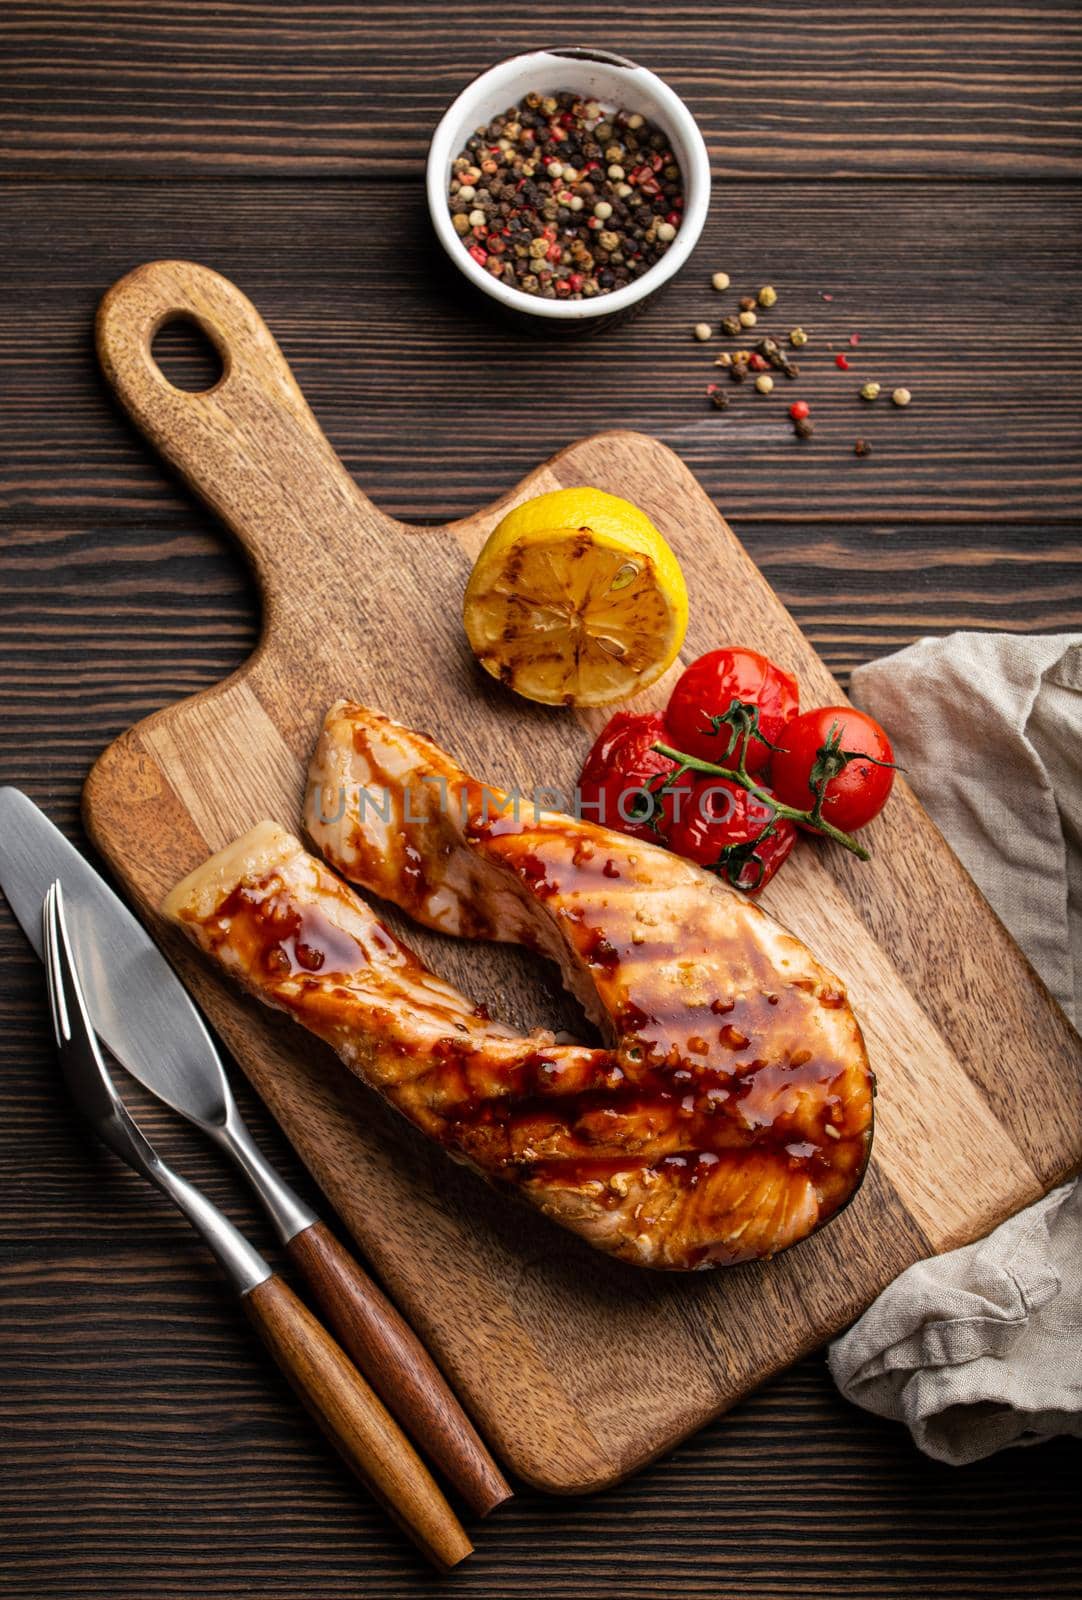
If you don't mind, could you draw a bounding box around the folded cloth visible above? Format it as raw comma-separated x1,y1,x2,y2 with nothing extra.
827,631,1082,1466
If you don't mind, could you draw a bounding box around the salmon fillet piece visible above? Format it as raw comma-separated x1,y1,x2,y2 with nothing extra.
313,701,873,1266
163,705,873,1270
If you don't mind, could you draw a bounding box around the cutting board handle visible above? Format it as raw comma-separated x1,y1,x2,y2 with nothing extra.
96,260,388,599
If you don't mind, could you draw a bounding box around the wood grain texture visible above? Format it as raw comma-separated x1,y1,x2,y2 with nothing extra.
4,1231,1080,1599
77,260,1081,1498
2,1,1080,179
2,6,1081,1592
2,181,1080,528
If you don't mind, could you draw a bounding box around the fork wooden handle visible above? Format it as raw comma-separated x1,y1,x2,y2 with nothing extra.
243,1272,472,1572
286,1221,511,1517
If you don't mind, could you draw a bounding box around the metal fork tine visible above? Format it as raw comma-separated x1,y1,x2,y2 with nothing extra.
42,881,69,1047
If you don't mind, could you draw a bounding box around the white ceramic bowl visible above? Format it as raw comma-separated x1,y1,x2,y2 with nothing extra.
427,47,711,327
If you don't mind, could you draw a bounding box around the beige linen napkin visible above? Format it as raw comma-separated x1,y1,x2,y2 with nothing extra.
827,631,1082,1465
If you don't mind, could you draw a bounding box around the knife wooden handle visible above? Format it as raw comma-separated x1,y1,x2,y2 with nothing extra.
243,1272,472,1572
286,1221,511,1518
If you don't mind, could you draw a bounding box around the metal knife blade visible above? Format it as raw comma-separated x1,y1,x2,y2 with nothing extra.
0,785,232,1129
0,786,315,1240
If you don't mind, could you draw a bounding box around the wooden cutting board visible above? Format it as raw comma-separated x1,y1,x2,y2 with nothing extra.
84,261,1082,1495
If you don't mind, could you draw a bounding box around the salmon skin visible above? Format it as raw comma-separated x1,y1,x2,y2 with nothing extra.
164,704,874,1271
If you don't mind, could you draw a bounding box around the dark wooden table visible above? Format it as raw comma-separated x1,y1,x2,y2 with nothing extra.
1,6,1080,1596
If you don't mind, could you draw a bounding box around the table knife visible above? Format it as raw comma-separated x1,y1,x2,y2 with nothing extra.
0,787,510,1518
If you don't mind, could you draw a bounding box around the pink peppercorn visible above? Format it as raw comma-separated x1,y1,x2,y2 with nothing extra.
835,354,850,370
789,401,810,421
468,244,488,266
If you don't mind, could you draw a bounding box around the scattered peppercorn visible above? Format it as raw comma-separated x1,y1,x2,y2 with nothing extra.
711,271,730,291
789,327,808,348
755,374,775,394
794,416,815,440
720,315,743,338
715,351,733,367
757,338,799,379
693,322,712,342
739,295,757,312
835,353,851,370
892,387,912,407
849,332,861,346
860,381,881,402
747,352,770,372
446,91,684,302
789,401,810,421
854,437,871,456
709,388,730,410
729,359,749,383
757,285,778,307
739,309,757,328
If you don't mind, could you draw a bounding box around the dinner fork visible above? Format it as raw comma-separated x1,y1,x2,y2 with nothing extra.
41,879,472,1572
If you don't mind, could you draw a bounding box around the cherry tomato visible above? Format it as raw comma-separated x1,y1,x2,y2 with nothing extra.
666,647,799,776
770,706,895,832
577,712,680,842
667,776,797,892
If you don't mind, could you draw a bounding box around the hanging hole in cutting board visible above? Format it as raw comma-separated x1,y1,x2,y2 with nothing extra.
150,315,224,394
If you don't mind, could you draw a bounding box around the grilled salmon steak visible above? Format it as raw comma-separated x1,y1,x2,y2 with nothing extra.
164,704,874,1270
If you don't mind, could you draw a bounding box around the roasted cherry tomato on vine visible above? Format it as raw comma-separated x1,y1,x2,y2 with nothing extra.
577,712,681,842
667,776,797,892
666,647,799,776
771,707,895,833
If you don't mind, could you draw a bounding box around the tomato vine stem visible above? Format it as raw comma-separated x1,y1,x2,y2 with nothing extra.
653,701,873,863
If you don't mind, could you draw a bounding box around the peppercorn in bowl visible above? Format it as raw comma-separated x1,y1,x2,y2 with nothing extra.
427,47,710,330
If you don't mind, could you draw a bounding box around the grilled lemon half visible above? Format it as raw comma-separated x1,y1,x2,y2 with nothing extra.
462,486,689,707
